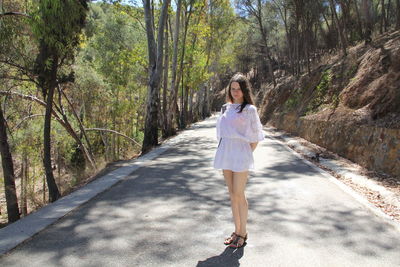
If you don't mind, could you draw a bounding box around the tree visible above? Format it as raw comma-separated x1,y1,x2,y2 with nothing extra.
273,0,292,72
165,0,182,137
396,0,400,29
161,16,170,138
142,0,171,153
329,0,347,55
32,0,89,202
380,0,386,33
237,0,277,86
0,104,20,223
352,0,365,40
361,0,373,44
179,0,203,128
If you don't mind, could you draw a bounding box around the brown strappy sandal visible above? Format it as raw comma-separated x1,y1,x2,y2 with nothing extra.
224,232,238,245
229,233,248,249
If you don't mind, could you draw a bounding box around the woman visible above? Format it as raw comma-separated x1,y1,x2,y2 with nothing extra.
213,73,265,249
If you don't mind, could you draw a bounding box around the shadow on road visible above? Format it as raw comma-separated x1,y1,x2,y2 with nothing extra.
197,247,243,267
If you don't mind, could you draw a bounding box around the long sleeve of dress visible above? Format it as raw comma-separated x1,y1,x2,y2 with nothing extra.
216,104,227,141
216,110,221,141
244,105,265,143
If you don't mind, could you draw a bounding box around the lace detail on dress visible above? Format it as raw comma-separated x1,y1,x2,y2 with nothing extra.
216,103,264,143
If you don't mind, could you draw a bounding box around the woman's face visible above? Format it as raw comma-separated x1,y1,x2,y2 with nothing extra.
230,82,244,103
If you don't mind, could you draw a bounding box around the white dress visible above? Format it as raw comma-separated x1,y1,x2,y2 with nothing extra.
213,103,265,172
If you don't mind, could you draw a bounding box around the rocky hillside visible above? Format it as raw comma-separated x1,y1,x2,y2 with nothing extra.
258,30,400,179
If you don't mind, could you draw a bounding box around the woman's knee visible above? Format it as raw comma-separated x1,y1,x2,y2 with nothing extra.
227,188,234,196
231,190,246,201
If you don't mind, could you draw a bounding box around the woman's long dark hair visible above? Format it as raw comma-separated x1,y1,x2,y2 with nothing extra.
226,73,255,113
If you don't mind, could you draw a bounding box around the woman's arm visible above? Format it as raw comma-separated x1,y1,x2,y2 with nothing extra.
250,142,258,152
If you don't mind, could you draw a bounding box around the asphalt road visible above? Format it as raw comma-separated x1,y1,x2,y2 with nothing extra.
1,114,400,267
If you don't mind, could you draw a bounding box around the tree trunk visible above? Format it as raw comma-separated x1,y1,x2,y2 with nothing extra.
162,17,169,138
42,175,46,204
117,125,120,159
112,107,116,160
183,84,189,126
256,0,276,86
294,23,300,76
202,0,213,118
293,0,301,76
189,86,193,123
338,0,350,43
202,83,209,119
43,53,61,202
142,0,170,153
305,30,311,74
57,147,61,185
175,101,180,129
135,110,140,137
20,153,28,216
380,0,385,33
353,0,365,39
321,8,332,33
0,105,20,223
166,0,181,137
279,4,293,75
362,0,373,44
386,0,391,30
180,68,186,128
178,4,192,129
184,32,198,125
396,0,400,29
329,0,347,56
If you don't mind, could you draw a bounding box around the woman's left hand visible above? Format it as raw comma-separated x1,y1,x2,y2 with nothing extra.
250,142,257,152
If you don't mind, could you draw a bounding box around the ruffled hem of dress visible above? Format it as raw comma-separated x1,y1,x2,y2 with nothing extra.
213,166,254,172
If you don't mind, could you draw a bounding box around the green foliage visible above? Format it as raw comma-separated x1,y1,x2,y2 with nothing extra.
345,63,359,80
31,0,88,59
284,87,303,111
332,93,340,108
73,2,147,160
306,69,333,114
0,2,36,70
317,69,332,94
69,144,86,172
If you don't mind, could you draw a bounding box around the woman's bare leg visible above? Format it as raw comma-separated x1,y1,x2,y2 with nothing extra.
223,170,240,234
232,170,249,244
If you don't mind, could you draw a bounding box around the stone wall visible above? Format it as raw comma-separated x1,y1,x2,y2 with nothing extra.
271,113,400,179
